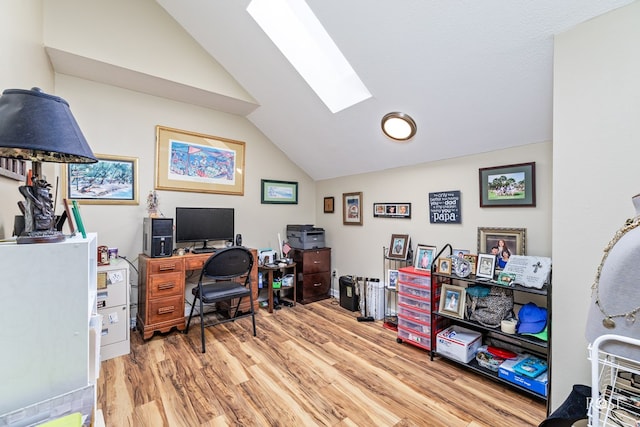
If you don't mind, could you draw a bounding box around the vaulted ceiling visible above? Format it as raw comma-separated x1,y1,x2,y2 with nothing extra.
156,0,634,180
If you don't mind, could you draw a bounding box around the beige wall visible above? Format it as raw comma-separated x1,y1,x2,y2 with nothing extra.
553,0,640,410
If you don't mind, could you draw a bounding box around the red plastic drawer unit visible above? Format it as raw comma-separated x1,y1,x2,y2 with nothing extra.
398,293,431,312
398,304,431,323
398,314,431,335
397,327,431,351
398,281,431,300
398,269,431,287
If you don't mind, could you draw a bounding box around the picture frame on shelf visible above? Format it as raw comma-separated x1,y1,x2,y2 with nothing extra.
477,227,526,256
388,234,410,260
476,253,497,279
323,196,334,213
437,258,452,275
261,179,298,204
414,244,437,271
373,202,411,218
387,269,399,290
463,254,478,275
343,192,363,225
453,249,470,259
479,162,536,207
155,125,245,196
62,154,139,205
439,284,466,319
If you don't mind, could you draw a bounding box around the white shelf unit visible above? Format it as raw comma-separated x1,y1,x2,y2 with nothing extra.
589,334,640,427
97,259,131,361
0,233,99,424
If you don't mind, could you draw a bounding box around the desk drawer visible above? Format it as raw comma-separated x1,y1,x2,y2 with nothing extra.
149,259,183,274
148,295,184,324
148,272,183,298
300,272,330,298
301,250,330,274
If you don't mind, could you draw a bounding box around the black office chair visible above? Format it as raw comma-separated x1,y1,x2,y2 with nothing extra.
185,246,256,353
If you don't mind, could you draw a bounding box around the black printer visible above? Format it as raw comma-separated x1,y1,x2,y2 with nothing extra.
286,224,325,249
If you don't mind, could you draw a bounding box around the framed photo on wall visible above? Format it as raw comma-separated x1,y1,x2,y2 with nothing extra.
261,179,298,204
324,196,334,213
479,162,536,207
343,192,363,225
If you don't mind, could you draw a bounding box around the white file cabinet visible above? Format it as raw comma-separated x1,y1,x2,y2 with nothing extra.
97,259,130,361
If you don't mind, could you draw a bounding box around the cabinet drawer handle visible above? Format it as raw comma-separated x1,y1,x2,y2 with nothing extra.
313,261,320,264
158,283,175,290
158,306,175,315
159,264,177,271
313,282,322,287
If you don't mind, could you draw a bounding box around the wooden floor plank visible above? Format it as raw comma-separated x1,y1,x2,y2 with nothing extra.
98,298,546,426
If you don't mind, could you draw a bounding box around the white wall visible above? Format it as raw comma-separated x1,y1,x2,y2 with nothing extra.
553,0,640,410
317,142,552,283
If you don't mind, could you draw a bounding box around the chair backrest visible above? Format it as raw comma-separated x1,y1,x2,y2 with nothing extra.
201,246,254,281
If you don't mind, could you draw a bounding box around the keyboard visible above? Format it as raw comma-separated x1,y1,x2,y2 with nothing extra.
191,247,216,254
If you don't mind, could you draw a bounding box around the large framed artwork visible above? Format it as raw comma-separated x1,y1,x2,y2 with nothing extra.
155,125,245,195
479,162,536,207
62,154,139,205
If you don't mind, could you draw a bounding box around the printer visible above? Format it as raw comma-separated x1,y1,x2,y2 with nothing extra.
286,224,325,249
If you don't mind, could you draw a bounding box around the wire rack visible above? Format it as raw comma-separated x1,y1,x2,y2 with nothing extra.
589,334,640,427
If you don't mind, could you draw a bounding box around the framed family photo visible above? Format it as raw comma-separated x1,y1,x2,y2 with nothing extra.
439,284,466,319
62,154,139,205
415,244,437,272
476,253,497,279
388,234,409,259
479,162,536,207
343,192,363,225
477,227,526,256
373,202,411,218
155,125,245,196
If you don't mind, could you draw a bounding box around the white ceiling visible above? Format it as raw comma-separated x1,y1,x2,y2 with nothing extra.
156,0,634,180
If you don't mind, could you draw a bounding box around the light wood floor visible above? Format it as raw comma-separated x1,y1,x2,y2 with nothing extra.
97,298,546,426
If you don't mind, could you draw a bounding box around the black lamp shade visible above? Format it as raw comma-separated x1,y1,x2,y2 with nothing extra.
0,88,97,163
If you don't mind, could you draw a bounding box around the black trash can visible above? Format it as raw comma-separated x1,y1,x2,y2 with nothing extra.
339,275,359,311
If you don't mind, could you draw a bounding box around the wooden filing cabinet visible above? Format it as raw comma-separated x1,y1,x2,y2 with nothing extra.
97,260,130,360
137,255,186,339
291,247,331,304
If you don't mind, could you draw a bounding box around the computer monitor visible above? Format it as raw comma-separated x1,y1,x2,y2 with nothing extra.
175,207,234,250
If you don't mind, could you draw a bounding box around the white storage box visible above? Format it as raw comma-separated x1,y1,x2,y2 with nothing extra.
436,325,482,363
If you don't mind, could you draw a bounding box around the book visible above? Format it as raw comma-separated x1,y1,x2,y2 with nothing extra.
72,200,87,238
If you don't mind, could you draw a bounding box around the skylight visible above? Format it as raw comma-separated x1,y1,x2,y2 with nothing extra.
247,0,371,113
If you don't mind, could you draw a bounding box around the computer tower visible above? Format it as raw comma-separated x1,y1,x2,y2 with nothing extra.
143,217,173,258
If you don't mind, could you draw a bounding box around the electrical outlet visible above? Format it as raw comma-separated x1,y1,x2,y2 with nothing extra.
332,269,338,278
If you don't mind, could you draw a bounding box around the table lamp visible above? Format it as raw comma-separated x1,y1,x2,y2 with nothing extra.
0,87,97,244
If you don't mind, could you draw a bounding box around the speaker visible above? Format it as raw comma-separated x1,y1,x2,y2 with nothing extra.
235,233,242,246
143,217,173,258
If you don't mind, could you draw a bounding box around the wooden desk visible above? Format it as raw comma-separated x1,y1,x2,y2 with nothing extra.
137,249,258,339
259,263,297,313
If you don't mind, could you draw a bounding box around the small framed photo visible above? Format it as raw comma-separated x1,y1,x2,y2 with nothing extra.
437,258,452,275
388,234,410,259
439,284,466,319
373,202,411,218
323,196,334,213
387,269,399,290
476,253,497,279
479,162,536,207
463,254,478,275
343,192,363,225
453,249,470,259
415,244,437,272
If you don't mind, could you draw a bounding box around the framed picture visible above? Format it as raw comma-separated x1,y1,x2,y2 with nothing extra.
479,162,536,207
476,253,497,279
343,192,363,225
453,249,469,259
477,227,526,256
62,198,76,235
62,154,139,205
387,269,399,290
439,284,466,319
388,234,410,259
324,196,334,213
415,244,437,271
155,125,245,195
463,254,478,275
261,179,298,204
437,258,452,275
373,203,411,218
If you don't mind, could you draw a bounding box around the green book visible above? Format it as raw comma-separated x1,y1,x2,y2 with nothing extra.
72,200,87,238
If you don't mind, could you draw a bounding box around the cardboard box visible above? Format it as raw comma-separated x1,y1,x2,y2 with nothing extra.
498,354,548,397
436,326,482,363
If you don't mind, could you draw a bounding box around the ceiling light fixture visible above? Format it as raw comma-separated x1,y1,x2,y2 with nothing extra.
381,112,417,141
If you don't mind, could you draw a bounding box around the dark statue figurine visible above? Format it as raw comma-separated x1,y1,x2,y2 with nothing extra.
18,177,55,234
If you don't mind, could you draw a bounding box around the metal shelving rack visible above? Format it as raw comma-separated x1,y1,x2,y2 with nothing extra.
382,246,412,331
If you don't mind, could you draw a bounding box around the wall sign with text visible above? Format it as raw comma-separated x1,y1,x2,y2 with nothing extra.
429,191,461,224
